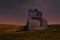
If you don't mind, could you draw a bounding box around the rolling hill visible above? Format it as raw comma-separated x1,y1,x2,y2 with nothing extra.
0,24,60,40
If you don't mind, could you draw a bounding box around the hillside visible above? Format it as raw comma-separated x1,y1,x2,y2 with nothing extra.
0,24,22,34
48,24,60,29
0,24,60,40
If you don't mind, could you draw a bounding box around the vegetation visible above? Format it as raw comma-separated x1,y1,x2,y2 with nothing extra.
0,24,60,40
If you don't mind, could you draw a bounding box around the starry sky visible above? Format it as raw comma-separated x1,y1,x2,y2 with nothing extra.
0,0,60,25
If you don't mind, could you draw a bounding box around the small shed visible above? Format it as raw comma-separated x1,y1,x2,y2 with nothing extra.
27,9,48,30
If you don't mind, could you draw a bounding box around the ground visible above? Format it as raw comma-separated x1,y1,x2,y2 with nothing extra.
0,24,60,40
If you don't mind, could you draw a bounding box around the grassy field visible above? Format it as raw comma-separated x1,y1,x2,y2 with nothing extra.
0,24,60,40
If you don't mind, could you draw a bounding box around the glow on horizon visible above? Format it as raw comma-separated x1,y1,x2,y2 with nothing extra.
0,21,60,25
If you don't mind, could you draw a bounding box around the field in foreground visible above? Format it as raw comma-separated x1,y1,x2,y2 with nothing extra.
0,24,60,40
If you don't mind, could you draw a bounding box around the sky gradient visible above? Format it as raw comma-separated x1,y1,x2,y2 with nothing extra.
0,0,60,25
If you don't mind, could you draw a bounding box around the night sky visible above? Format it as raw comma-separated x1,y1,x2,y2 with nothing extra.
0,0,60,25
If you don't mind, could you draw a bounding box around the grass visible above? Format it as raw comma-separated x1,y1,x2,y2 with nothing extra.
0,24,60,40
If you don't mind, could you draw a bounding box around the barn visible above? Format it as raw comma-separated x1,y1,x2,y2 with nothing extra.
27,9,48,30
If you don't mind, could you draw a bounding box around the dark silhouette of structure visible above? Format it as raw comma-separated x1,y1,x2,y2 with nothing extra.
22,9,48,31
16,9,48,31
